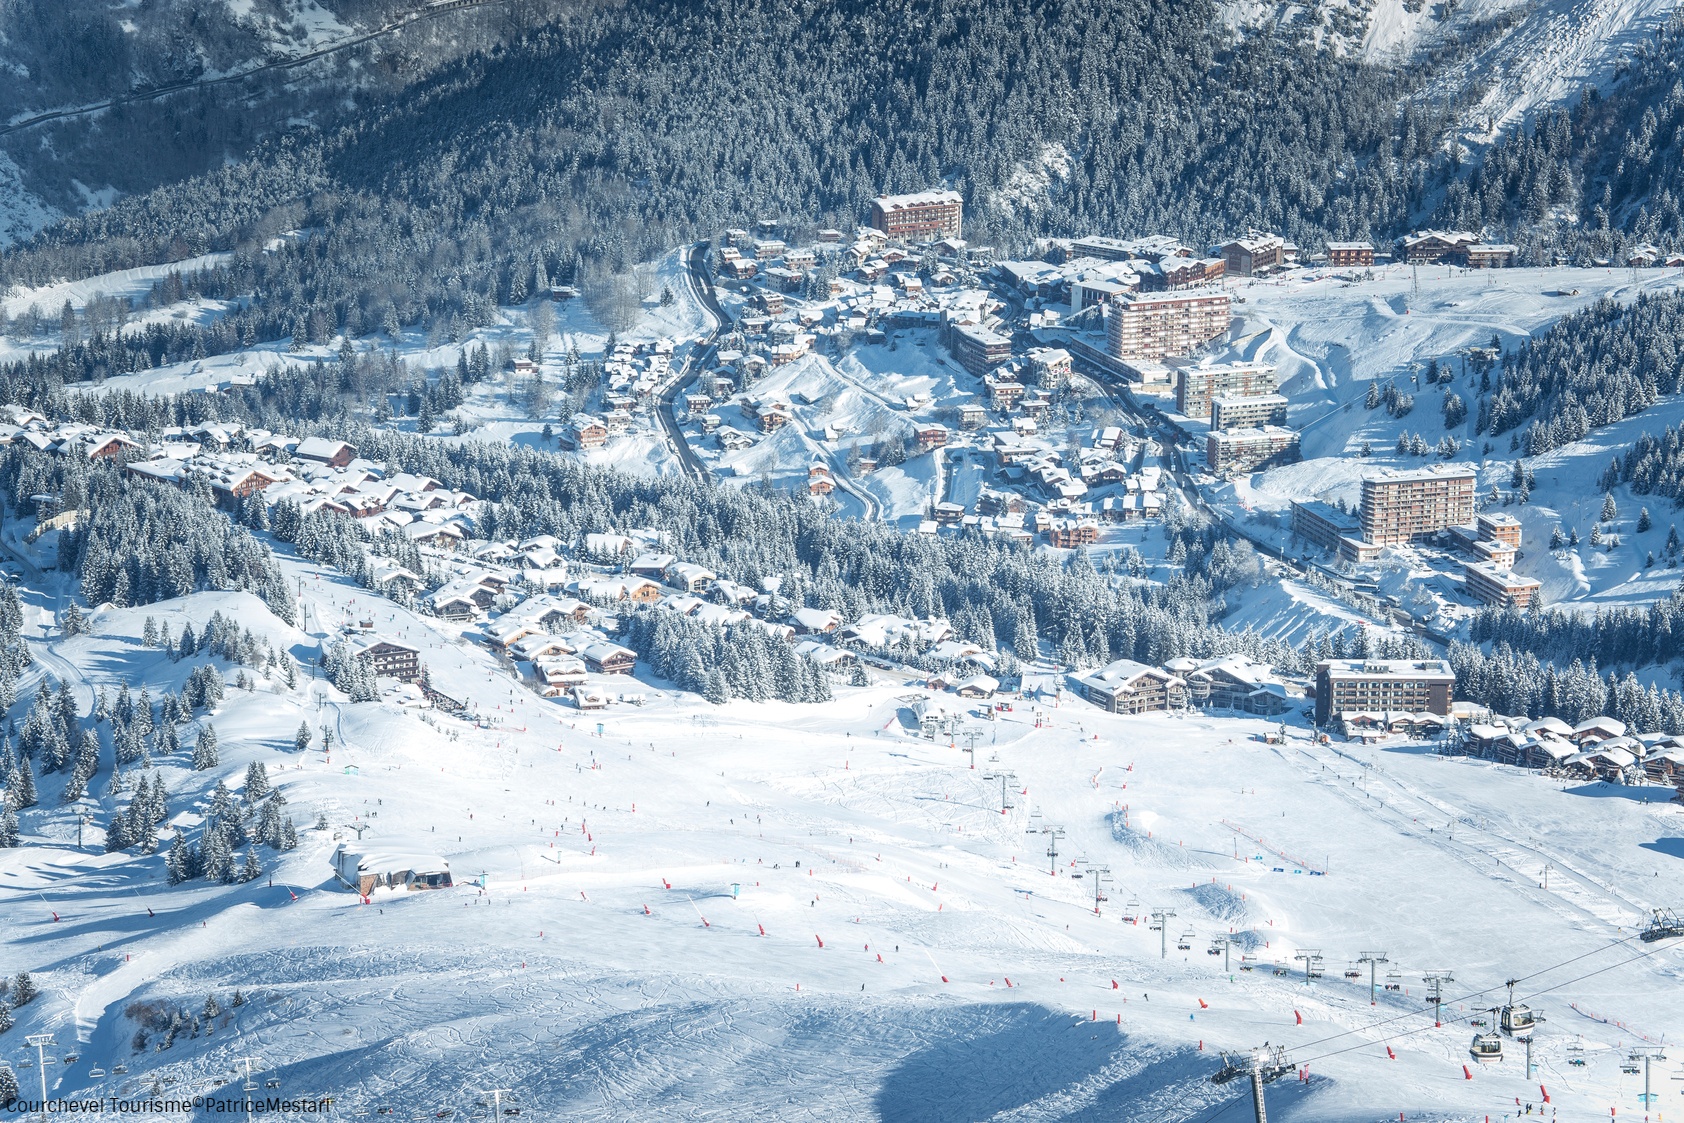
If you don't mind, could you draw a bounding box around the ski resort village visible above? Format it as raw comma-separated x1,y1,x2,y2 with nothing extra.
4,178,1684,1123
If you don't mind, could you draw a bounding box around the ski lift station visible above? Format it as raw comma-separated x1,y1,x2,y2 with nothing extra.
332,844,454,894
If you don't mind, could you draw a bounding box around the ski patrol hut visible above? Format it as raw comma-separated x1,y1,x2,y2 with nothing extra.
331,844,453,894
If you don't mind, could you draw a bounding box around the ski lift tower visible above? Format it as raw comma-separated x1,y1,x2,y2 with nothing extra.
1149,908,1177,959
1358,951,1388,1006
1040,824,1066,875
982,770,1017,816
1629,1046,1668,1108
1423,971,1454,1027
960,727,981,769
23,1034,52,1123
1082,865,1111,915
1293,949,1324,984
1211,1045,1294,1123
478,1088,513,1121
235,1056,263,1123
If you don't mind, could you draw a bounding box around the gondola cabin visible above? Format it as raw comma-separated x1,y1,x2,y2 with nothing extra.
1500,1003,1536,1035
1470,1033,1504,1062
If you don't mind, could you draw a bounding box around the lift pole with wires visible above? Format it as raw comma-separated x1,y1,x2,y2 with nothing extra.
478,1088,513,1121
1423,970,1453,1027
24,1034,53,1123
1211,1045,1293,1123
1083,865,1111,915
1629,1046,1667,1107
961,727,981,769
1293,949,1323,984
1210,934,1233,973
1358,950,1388,1006
235,1056,263,1123
982,770,1016,816
1150,908,1176,959
1040,824,1065,875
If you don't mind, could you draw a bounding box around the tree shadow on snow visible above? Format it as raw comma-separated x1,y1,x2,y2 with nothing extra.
872,1004,1138,1122
1563,781,1676,802
1640,837,1684,861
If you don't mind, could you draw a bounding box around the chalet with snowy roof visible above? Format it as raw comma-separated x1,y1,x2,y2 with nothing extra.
1219,233,1286,277
630,553,677,580
1325,241,1375,267
1075,660,1187,715
563,416,609,450
350,637,421,684
532,656,588,695
667,562,717,593
1395,230,1479,264
62,431,142,461
1463,244,1517,269
294,437,358,468
581,641,637,675
1174,655,1292,715
403,521,466,551
332,845,451,894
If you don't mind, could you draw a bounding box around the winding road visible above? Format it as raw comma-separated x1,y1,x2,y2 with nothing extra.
0,0,510,139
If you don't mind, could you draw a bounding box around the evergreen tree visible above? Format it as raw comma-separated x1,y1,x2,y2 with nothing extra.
294,722,312,753
244,761,270,801
11,973,36,1006
1638,507,1653,532
1602,493,1618,521
192,725,219,771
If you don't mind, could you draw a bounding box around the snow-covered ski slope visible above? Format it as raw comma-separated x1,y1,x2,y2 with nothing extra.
4,540,1681,1120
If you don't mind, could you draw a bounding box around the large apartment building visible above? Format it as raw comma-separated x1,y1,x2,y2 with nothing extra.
1205,426,1300,476
1463,562,1541,609
1314,658,1456,727
1359,466,1477,546
1105,290,1231,360
1210,394,1288,431
950,323,1012,376
1174,362,1277,418
869,190,964,242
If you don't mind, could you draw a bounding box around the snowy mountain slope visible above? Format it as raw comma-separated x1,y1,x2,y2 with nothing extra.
3,528,1682,1119
1429,0,1683,139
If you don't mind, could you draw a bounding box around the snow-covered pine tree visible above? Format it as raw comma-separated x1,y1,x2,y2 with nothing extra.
11,972,36,1006
244,761,270,801
192,725,219,771
166,829,192,884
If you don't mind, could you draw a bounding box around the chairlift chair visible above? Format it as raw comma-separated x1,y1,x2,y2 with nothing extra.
1469,1032,1504,1062
63,1053,79,1064
1383,970,1403,991
112,1065,127,1075
1208,940,1224,956
1343,964,1362,979
89,1068,106,1078
1622,1060,1643,1075
265,1078,281,1088
1177,928,1194,949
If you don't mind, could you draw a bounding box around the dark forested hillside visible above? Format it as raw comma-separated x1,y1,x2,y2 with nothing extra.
2,0,1475,337
1436,14,1684,259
